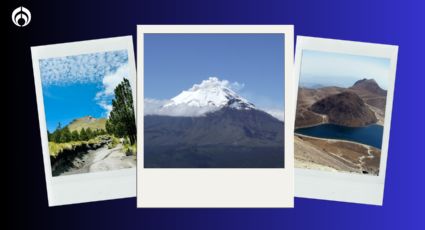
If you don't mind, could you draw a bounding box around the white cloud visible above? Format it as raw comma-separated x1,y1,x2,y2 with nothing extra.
262,108,285,121
190,77,244,92
144,98,219,117
39,50,128,86
144,98,169,115
229,81,245,91
95,64,129,116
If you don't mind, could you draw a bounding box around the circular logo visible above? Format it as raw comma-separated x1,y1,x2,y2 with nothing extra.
12,6,31,27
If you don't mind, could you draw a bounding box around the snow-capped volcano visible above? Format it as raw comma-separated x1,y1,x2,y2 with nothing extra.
145,77,284,120
164,77,254,110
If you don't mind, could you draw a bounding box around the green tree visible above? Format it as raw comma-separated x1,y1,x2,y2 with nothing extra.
71,130,80,141
60,126,72,143
92,129,97,137
86,128,93,140
99,129,106,135
106,78,136,144
80,128,88,141
52,123,62,143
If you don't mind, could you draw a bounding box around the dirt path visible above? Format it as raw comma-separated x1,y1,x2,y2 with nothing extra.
61,144,136,176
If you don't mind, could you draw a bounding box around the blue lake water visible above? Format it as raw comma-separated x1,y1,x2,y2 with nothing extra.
295,124,383,149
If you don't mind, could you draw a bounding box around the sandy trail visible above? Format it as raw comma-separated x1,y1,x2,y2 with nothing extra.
61,144,136,176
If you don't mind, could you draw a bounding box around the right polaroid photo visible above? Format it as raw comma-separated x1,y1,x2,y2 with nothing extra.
294,36,398,205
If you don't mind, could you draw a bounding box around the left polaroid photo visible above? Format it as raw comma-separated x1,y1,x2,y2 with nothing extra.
31,36,137,206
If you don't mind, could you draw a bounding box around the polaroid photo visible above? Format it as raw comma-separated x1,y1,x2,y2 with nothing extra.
293,36,398,205
31,36,137,206
137,25,294,207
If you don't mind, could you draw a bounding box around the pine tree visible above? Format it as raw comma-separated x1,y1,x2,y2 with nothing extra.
99,129,106,135
71,130,80,141
52,123,62,143
86,128,93,140
80,128,88,141
60,126,72,143
106,78,136,144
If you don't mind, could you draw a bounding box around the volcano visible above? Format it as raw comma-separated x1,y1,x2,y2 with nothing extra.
144,77,284,168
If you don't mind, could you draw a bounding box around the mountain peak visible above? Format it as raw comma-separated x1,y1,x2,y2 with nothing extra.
351,78,386,95
164,77,255,110
353,78,377,86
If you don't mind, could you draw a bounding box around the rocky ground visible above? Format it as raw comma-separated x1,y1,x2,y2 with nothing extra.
60,144,136,176
294,134,381,175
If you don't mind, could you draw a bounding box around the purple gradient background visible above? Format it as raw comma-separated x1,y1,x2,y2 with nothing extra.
6,0,424,229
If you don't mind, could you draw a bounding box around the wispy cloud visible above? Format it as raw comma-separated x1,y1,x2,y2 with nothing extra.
39,50,129,116
229,81,245,91
39,50,128,86
95,64,129,116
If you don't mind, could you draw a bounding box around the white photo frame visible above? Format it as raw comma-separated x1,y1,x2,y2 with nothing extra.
137,25,294,208
293,36,398,205
31,36,137,206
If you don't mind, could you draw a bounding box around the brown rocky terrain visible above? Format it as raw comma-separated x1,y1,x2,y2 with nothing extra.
295,134,381,175
310,91,378,127
295,78,387,128
295,87,344,128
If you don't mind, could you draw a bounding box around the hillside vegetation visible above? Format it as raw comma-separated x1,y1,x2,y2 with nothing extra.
67,116,106,132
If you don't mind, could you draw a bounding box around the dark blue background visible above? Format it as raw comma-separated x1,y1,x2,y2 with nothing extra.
6,0,425,229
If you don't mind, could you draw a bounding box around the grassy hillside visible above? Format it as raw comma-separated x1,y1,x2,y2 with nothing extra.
67,116,107,132
49,135,111,158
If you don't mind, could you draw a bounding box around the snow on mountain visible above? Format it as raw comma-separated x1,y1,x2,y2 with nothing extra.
164,77,254,110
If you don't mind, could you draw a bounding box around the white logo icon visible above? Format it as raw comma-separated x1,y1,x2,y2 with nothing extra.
12,6,31,27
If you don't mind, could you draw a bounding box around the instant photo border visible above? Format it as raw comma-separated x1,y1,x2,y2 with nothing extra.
137,25,295,208
31,36,137,206
293,36,398,205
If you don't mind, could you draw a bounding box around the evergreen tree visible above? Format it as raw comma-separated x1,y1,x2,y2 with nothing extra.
93,129,99,137
60,126,72,143
99,129,106,135
71,130,80,141
80,128,88,141
52,123,62,143
86,128,93,140
106,78,136,144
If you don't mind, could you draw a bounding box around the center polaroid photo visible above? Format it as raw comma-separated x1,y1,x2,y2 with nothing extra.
137,25,294,207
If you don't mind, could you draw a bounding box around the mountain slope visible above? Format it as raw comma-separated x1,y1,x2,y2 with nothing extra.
145,107,284,146
145,108,284,168
349,78,387,111
67,116,106,132
310,91,377,127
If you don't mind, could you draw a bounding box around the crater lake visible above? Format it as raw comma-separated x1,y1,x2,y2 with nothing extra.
295,124,383,149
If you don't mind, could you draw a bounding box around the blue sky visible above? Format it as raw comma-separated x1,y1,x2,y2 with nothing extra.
300,50,391,89
40,50,129,132
144,34,285,110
